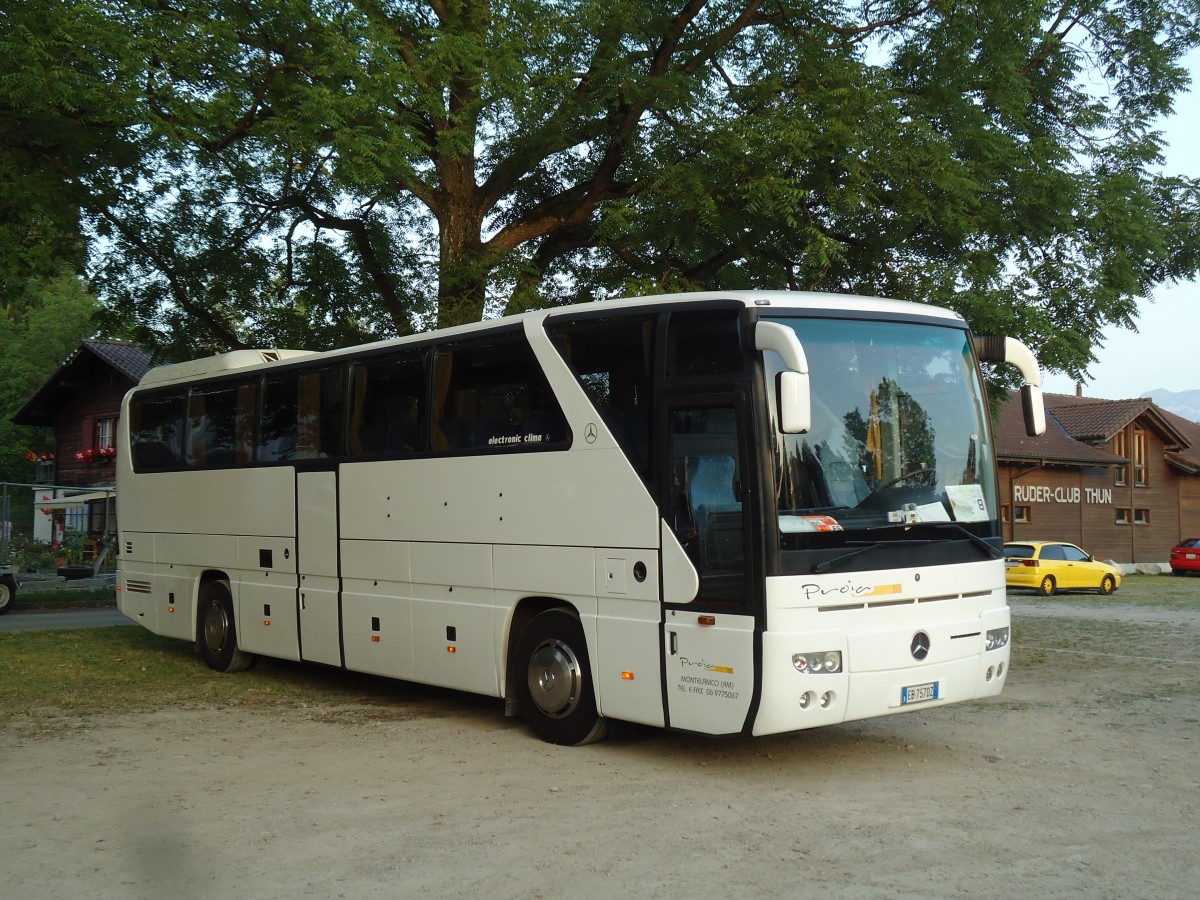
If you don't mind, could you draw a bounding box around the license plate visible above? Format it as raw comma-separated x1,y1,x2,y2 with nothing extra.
1005,559,1019,567
1187,553,1197,560
901,681,939,705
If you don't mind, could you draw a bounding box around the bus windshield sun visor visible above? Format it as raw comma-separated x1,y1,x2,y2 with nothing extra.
755,321,811,433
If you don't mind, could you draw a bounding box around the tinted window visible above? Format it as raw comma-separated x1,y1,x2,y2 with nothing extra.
668,402,746,607
259,374,299,462
666,310,743,379
431,332,568,452
297,367,345,459
130,392,186,471
349,351,427,456
1039,544,1066,561
546,315,654,470
259,366,345,462
1004,544,1035,558
186,381,256,467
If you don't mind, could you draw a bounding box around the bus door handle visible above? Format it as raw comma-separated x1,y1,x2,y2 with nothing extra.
669,631,678,655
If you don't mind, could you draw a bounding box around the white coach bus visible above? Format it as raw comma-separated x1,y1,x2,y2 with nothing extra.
116,291,1045,744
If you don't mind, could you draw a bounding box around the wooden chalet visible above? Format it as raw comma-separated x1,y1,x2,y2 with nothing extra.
11,339,152,544
995,391,1200,565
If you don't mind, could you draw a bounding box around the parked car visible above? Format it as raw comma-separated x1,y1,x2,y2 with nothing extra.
1003,541,1121,596
1169,538,1200,576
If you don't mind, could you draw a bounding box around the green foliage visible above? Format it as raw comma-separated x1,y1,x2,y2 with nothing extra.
6,1,1200,380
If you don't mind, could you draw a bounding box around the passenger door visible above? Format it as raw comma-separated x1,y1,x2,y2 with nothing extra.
296,469,343,666
661,394,757,734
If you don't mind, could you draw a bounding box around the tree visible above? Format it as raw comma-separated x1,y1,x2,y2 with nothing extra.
35,1,1200,378
0,0,143,298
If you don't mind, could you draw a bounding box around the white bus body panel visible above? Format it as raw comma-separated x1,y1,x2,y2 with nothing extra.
752,560,1010,735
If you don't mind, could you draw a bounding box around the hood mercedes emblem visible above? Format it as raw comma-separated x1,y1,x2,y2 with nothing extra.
910,631,931,661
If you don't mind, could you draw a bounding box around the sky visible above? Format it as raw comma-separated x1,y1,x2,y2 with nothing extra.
1040,49,1200,400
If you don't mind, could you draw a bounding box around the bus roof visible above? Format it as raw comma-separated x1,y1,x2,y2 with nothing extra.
136,290,964,387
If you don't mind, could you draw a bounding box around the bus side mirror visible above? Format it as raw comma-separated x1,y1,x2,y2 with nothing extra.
756,321,811,434
1020,383,1046,437
974,335,1046,437
777,371,811,434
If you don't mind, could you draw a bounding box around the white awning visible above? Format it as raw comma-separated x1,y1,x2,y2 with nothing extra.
34,492,114,510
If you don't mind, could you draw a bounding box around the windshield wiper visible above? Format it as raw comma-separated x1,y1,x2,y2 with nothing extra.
919,521,1003,559
811,523,1001,574
812,539,931,574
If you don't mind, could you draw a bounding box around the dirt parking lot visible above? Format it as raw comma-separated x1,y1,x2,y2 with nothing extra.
3,596,1198,899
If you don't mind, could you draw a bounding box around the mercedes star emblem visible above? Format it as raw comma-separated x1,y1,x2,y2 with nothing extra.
910,631,931,661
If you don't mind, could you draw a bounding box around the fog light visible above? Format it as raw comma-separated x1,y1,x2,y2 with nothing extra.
819,691,835,709
997,662,1005,677
986,665,995,681
799,691,814,709
985,627,1009,651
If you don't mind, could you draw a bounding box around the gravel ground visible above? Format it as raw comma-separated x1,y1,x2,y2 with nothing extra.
2,598,1198,899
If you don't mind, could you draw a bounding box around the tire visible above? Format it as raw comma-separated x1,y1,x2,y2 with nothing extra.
198,579,255,673
1100,574,1116,595
515,609,607,746
1038,575,1056,596
0,574,16,614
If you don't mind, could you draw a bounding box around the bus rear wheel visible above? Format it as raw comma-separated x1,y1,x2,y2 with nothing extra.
0,574,17,614
515,609,607,746
199,579,255,673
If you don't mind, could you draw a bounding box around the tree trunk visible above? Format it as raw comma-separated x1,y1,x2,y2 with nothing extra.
435,180,489,328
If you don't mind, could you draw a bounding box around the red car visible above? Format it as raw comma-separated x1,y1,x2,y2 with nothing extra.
1169,538,1200,576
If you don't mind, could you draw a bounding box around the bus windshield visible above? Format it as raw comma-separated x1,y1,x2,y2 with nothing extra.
762,316,997,551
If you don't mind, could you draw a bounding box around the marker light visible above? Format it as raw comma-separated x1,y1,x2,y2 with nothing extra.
621,671,635,680
792,651,842,674
985,627,1009,651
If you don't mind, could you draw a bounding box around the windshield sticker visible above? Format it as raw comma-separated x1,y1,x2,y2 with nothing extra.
780,514,844,533
946,484,988,522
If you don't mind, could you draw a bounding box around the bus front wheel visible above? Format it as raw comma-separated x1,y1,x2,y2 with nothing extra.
515,609,607,746
199,579,255,673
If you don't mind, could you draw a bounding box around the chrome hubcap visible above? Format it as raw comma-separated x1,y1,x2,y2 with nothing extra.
204,601,229,653
527,638,582,719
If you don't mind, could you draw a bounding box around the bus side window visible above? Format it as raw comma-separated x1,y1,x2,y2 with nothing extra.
545,315,654,471
432,333,568,453
666,310,743,379
295,366,345,459
669,404,746,606
259,374,298,462
349,351,426,456
185,381,256,467
131,392,186,471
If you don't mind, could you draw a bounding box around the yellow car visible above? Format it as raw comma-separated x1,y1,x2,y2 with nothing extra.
1004,541,1121,596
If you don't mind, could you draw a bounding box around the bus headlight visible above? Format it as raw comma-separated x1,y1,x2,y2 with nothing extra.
793,651,842,674
985,627,1009,651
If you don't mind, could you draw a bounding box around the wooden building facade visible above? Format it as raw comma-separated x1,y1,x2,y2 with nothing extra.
11,339,152,542
995,392,1200,565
